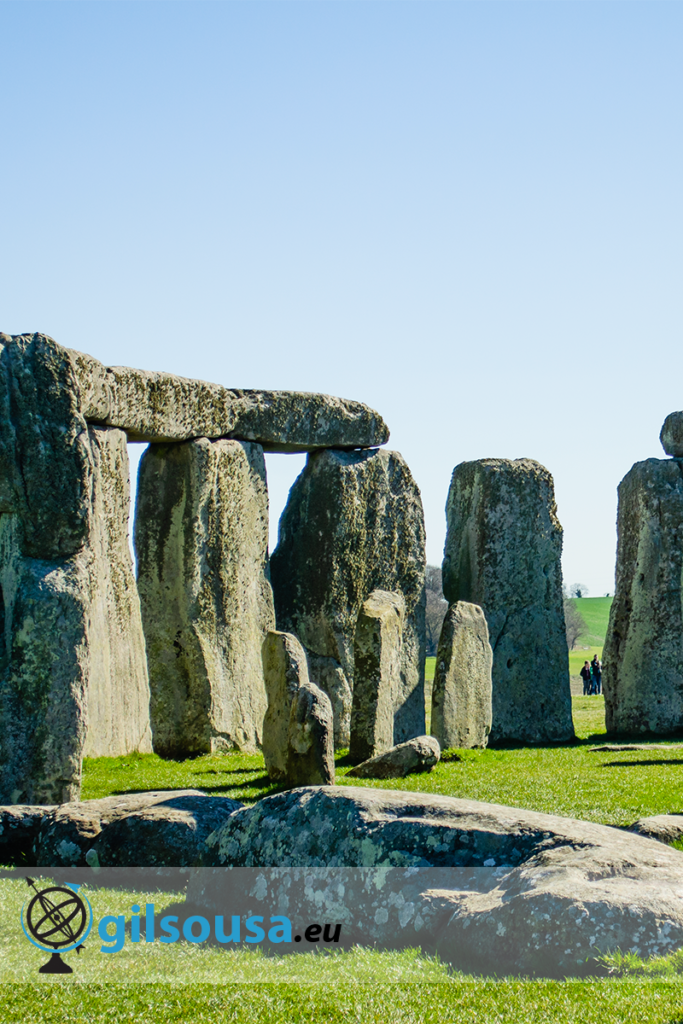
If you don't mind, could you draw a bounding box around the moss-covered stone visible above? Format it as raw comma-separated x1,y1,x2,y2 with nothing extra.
270,448,426,745
603,458,683,735
442,458,572,744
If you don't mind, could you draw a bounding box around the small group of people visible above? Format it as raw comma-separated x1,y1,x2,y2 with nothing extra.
580,655,602,695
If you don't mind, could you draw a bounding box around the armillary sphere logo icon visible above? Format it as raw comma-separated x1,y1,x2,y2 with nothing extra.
20,877,93,974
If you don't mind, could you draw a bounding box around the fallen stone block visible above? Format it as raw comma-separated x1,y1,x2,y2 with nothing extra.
346,736,440,778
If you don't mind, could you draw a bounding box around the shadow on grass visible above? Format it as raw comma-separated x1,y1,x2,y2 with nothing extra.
603,759,683,768
107,775,281,798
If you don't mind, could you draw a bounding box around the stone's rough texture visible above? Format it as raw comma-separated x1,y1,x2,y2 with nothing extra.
262,631,310,781
0,791,242,867
0,427,151,804
431,602,492,750
286,681,335,786
82,428,152,758
660,412,683,457
135,438,274,758
628,815,683,845
306,653,352,749
603,459,683,736
270,448,426,745
67,346,389,451
0,334,93,559
202,786,683,975
350,590,405,763
442,459,573,744
346,736,440,778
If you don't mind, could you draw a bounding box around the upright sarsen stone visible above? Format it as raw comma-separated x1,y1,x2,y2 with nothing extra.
350,590,405,764
270,448,426,746
442,459,573,744
0,426,152,804
431,601,492,750
135,438,275,757
603,459,683,735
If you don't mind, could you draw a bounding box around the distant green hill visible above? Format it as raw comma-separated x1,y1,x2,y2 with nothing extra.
571,596,613,647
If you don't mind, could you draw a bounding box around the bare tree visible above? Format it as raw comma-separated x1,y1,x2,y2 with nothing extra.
425,565,448,657
568,582,589,599
564,597,586,650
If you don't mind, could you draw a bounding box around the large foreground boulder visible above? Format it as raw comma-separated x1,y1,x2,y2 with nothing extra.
270,448,426,746
0,791,241,867
442,458,573,744
603,458,683,735
135,438,275,756
198,786,683,976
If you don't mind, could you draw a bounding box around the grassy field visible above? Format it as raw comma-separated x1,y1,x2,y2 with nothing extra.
573,596,613,647
16,690,683,1019
82,696,683,828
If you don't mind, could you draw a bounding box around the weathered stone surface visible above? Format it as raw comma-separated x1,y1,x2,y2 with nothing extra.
442,459,573,744
0,791,241,866
431,601,492,749
0,427,151,804
68,346,389,450
135,438,275,757
0,334,94,559
201,786,683,975
306,653,352,749
347,736,440,778
660,411,683,457
83,428,152,758
262,631,310,781
603,459,683,736
286,680,335,786
628,814,683,845
270,448,426,746
350,590,404,763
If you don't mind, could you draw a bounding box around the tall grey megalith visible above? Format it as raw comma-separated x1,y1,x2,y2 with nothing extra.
442,458,573,744
603,457,683,735
135,438,275,757
269,447,426,747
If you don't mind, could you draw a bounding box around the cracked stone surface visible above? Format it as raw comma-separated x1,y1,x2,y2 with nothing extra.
431,601,492,749
442,458,572,744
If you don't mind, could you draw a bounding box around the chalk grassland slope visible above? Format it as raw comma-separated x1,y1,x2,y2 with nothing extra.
572,596,613,647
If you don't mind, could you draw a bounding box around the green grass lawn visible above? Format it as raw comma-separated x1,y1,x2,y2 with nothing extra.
82,696,683,828
20,690,683,1019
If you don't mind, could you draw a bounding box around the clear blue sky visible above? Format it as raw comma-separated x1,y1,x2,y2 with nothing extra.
2,1,682,596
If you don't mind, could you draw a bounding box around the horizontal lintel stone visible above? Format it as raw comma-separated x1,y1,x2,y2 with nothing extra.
67,347,389,450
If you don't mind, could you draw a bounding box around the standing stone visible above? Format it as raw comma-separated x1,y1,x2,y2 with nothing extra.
262,631,310,781
0,424,152,805
431,601,492,749
305,653,353,749
603,459,683,735
442,459,573,744
270,448,426,747
135,438,275,757
349,590,404,764
286,681,335,786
